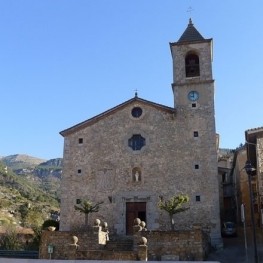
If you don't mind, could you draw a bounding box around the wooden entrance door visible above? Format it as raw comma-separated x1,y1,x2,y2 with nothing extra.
126,202,146,235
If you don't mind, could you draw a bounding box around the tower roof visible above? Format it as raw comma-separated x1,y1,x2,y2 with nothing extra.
178,18,204,43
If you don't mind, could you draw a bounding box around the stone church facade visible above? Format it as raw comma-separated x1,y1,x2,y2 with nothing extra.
59,19,221,247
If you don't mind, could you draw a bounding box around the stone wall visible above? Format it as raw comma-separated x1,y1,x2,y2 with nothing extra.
59,99,221,246
76,250,137,261
39,227,208,261
257,137,263,195
39,229,103,260
59,21,222,248
136,228,209,261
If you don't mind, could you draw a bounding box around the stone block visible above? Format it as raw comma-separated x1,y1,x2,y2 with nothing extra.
161,254,180,261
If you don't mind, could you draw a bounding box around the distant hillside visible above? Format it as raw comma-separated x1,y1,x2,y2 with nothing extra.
0,154,63,227
0,154,46,170
1,154,62,177
0,162,59,227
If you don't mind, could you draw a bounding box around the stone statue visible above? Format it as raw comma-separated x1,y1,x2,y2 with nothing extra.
135,171,139,181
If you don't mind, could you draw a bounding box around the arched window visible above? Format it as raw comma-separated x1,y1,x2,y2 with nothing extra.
185,53,200,77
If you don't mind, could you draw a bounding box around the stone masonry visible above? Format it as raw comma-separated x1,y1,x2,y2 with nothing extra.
39,225,208,261
59,19,222,248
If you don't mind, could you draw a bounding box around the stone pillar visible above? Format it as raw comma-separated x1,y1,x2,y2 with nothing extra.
137,237,148,261
67,235,79,260
67,244,78,260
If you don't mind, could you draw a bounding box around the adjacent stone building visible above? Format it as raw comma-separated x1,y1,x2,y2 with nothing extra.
218,149,236,223
59,19,222,247
245,127,263,226
233,145,249,225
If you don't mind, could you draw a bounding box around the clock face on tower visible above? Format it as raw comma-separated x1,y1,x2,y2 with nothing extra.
188,90,199,101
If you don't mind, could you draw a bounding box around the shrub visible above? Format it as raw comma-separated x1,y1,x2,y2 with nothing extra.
42,219,59,231
0,226,22,250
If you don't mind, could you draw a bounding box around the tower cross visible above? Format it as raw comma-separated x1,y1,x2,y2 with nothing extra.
187,6,194,16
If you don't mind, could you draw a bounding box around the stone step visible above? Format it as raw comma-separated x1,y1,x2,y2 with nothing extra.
105,236,134,251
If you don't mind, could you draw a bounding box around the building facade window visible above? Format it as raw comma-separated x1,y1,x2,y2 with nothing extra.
78,138,83,144
77,169,82,174
195,164,199,169
131,107,143,118
185,53,200,78
193,131,199,137
195,195,201,202
128,134,145,151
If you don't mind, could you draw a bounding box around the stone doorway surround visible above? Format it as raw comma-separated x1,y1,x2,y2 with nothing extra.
113,191,158,235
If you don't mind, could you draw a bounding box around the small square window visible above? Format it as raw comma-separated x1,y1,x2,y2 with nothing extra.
195,164,199,169
196,195,201,202
192,103,196,108
193,131,199,137
77,169,82,174
78,138,83,144
76,199,81,204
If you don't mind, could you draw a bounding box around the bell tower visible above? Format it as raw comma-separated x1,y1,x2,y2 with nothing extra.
170,18,214,110
170,19,222,248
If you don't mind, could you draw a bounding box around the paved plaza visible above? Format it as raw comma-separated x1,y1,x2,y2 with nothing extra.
207,227,263,263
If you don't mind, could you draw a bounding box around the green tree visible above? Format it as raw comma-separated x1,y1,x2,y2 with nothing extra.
74,199,103,227
24,209,44,228
158,194,190,230
18,203,31,226
28,225,42,250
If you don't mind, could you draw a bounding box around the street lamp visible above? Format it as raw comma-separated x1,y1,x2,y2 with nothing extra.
244,160,258,263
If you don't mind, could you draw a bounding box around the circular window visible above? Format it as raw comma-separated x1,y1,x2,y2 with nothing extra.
128,134,145,151
131,107,142,118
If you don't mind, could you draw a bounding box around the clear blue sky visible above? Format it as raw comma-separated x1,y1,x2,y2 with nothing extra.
1,1,262,160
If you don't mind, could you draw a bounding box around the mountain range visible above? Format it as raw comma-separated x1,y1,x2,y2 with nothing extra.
0,154,62,227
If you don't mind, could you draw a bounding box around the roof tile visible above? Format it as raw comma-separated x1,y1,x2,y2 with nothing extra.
178,18,204,43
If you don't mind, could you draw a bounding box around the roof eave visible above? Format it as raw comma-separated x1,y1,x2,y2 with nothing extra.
245,127,263,143
169,38,213,47
60,97,175,137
